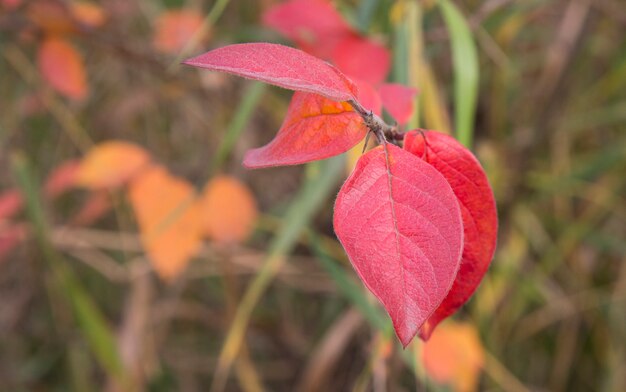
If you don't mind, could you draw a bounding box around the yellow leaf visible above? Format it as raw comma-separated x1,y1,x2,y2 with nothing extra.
76,141,151,190
128,166,202,281
201,175,258,244
421,321,484,392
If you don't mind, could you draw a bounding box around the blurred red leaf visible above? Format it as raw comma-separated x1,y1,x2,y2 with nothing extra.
379,83,418,126
2,0,21,11
263,0,351,58
76,141,152,190
244,92,367,168
421,321,484,392
128,166,202,281
184,43,358,102
201,176,258,244
70,191,111,226
404,131,497,340
153,9,205,54
354,79,382,116
331,35,390,86
334,144,463,347
0,190,23,221
37,37,88,100
44,159,80,198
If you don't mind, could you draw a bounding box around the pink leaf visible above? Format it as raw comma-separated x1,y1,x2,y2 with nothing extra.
332,35,390,86
379,83,418,126
244,92,367,168
262,0,352,59
334,144,464,347
404,131,497,340
183,43,357,102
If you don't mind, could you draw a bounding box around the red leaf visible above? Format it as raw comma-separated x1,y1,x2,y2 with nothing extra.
0,190,23,221
38,37,88,100
44,159,80,198
183,43,357,102
244,92,367,168
354,79,382,116
331,35,390,86
263,0,351,59
404,131,497,340
334,144,464,346
379,83,418,126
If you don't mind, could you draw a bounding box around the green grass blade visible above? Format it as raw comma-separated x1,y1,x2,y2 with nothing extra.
11,153,126,384
211,156,346,390
438,0,479,147
210,82,267,172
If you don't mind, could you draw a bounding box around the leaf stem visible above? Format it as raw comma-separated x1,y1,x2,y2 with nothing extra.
348,100,404,143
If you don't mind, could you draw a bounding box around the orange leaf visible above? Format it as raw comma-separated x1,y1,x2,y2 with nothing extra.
201,175,258,244
38,37,88,100
27,0,76,35
70,1,107,28
76,141,151,190
421,321,484,392
153,9,206,54
128,166,202,281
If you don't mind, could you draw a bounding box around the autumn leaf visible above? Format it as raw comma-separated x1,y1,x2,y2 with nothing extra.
44,159,80,198
70,191,111,226
331,35,390,86
421,321,484,392
75,141,152,190
354,79,382,116
379,83,418,126
27,0,76,35
38,37,88,100
404,130,497,340
2,0,21,11
262,0,351,59
70,1,107,29
334,144,464,347
200,175,258,244
244,92,367,168
183,43,358,102
153,9,206,54
128,166,202,281
0,190,23,222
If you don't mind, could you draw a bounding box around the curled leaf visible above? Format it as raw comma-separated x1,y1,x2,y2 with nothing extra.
183,43,358,102
38,37,88,100
76,141,152,190
244,92,367,168
334,144,463,346
404,130,497,340
201,175,258,244
128,166,202,281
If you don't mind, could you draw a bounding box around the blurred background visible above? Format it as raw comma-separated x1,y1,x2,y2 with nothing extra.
1,0,625,391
